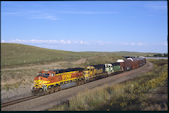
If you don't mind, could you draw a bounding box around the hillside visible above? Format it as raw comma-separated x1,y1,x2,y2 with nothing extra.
1,43,94,67
1,43,156,68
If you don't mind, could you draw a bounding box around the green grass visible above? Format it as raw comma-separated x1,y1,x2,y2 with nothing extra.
1,43,156,68
48,59,168,111
1,43,94,68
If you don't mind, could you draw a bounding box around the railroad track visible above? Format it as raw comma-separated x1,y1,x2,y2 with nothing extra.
1,95,39,108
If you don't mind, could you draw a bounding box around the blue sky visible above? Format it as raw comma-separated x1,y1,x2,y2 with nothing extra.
1,1,168,53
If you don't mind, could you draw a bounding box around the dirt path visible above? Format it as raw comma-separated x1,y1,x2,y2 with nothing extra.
2,62,153,111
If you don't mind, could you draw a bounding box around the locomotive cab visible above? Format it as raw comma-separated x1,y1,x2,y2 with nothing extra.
83,66,95,81
105,64,113,74
38,72,50,78
32,71,51,93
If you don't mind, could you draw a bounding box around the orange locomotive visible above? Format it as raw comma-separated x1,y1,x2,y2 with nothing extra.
32,68,84,95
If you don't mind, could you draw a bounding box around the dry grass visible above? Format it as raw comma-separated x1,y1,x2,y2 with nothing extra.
49,59,168,111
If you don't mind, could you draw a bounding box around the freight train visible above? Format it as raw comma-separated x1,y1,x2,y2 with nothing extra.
31,56,146,95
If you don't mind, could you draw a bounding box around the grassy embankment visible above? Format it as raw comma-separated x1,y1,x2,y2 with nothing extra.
1,43,155,91
49,59,168,111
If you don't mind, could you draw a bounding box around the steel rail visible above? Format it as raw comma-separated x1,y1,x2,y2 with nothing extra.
1,95,39,108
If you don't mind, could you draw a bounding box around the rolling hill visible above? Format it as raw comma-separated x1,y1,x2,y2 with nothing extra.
1,43,156,68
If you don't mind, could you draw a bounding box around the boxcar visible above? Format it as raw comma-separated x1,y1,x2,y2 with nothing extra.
127,58,138,69
117,59,132,71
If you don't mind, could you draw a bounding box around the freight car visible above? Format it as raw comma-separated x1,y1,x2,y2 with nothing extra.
138,56,146,66
127,57,138,69
128,57,146,69
117,59,132,71
31,56,146,95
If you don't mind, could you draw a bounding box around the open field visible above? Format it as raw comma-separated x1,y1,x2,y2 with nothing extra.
49,59,168,111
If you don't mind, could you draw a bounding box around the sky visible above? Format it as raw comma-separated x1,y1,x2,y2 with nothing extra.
1,1,168,53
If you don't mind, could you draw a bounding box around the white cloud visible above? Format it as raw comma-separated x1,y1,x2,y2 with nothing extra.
2,12,19,15
137,42,144,46
145,3,167,10
131,42,135,46
4,39,88,45
162,42,168,46
79,40,87,45
120,42,129,46
2,9,118,21
2,39,148,47
67,40,71,44
1,40,5,43
95,40,113,46
55,11,119,15
119,42,145,46
3,10,59,21
29,14,58,21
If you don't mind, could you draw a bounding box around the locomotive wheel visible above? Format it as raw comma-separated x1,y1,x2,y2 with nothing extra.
38,89,44,96
84,80,87,84
77,81,80,86
81,80,83,85
51,87,55,93
54,86,60,92
50,87,56,93
104,74,108,78
48,88,53,94
80,80,83,85
77,81,81,86
89,78,93,82
79,81,82,85
32,91,37,96
43,91,48,95
81,80,84,85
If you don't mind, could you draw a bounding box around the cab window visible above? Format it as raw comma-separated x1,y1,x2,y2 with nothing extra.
38,73,49,78
51,73,54,77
